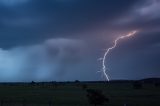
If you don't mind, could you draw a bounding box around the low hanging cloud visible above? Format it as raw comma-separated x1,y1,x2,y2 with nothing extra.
0,38,86,82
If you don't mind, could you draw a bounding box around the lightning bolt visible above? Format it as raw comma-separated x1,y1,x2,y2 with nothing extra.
101,30,138,81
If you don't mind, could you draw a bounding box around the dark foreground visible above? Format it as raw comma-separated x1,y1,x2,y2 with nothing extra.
0,79,160,106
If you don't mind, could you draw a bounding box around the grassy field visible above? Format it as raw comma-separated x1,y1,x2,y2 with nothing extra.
0,82,159,106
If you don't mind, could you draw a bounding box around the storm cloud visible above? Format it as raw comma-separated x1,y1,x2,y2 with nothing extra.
0,0,159,81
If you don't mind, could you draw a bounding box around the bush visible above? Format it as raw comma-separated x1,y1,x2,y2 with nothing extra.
86,89,109,106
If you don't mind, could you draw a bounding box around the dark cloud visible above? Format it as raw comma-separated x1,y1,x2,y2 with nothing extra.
0,0,159,81
0,0,138,48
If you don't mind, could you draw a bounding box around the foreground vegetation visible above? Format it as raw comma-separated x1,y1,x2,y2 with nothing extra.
0,80,160,106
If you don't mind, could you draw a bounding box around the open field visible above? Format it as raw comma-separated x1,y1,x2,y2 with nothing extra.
0,81,160,106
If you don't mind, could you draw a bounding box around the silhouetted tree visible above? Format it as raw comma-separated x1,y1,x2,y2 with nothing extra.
75,80,80,87
31,81,35,85
75,80,80,83
86,89,109,106
133,81,142,89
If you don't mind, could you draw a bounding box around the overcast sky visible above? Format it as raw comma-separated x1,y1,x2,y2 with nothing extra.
0,0,160,82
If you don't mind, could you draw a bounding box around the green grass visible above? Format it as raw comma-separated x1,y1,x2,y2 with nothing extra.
0,82,159,106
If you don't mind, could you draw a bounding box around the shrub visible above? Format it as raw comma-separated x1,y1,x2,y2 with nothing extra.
86,89,109,106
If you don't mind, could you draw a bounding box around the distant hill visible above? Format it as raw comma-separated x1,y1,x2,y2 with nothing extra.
0,77,160,84
139,78,160,83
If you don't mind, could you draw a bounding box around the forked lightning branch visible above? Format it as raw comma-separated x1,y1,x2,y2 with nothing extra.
100,31,138,81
